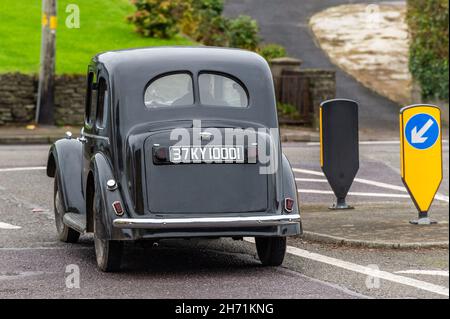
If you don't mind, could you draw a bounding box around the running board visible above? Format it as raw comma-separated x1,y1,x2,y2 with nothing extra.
63,213,86,233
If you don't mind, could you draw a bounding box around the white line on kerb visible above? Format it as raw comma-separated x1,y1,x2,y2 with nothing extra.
0,222,22,230
395,270,449,277
244,238,449,297
0,166,46,173
293,168,449,203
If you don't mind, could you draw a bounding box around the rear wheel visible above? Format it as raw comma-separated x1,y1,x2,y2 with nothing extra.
54,171,80,243
94,238,123,272
255,237,286,266
92,187,123,272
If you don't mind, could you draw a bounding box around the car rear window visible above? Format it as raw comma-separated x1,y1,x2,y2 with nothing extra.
199,73,248,108
144,73,194,108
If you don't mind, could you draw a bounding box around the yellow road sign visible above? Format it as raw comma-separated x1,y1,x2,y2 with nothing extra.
400,105,442,213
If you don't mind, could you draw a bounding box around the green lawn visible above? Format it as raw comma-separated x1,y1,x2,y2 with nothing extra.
0,0,193,74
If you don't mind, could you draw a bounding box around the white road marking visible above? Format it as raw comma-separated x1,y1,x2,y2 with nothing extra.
0,222,22,230
0,167,47,231
294,168,405,191
0,246,92,251
0,166,46,173
298,189,411,198
244,238,449,297
395,270,449,277
354,177,405,192
306,140,449,146
435,194,450,202
0,271,47,281
307,141,400,146
293,168,449,203
293,168,324,177
296,178,328,183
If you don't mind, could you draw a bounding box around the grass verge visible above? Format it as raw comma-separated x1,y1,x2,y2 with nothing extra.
0,0,193,74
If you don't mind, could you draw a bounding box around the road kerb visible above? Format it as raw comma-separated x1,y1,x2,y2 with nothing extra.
301,231,449,249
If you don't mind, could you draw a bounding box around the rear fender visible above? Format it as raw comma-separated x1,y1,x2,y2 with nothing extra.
47,139,84,215
282,153,300,216
90,154,131,240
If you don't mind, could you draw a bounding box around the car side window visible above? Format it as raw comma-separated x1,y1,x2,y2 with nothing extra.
96,77,108,129
199,73,248,108
144,73,194,108
85,71,97,125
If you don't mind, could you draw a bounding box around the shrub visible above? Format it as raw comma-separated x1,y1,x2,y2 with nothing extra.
190,0,229,46
179,0,223,44
180,1,260,49
277,103,301,119
193,0,224,15
127,0,183,39
127,0,286,58
196,15,230,46
258,44,287,61
227,15,260,51
407,0,449,101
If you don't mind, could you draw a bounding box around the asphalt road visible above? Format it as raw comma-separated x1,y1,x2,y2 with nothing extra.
0,144,448,299
224,0,405,136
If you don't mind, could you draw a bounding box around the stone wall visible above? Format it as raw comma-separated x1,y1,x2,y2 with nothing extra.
0,68,335,128
54,75,86,126
0,73,37,125
300,69,336,129
270,58,336,129
0,73,85,126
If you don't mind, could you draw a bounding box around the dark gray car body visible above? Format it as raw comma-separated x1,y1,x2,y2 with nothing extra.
47,47,302,241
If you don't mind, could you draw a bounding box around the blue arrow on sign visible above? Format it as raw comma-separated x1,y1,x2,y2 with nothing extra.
405,113,440,150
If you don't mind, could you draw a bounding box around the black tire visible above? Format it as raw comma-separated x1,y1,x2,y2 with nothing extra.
54,171,80,243
94,238,123,272
255,237,287,266
92,186,123,272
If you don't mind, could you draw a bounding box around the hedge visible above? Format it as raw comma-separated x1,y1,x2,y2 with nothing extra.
407,0,449,101
127,0,287,60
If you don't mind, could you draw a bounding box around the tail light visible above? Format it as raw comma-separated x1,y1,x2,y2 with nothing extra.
284,198,295,213
153,145,169,163
112,201,124,216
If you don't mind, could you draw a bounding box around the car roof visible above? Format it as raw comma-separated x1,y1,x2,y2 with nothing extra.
94,46,268,75
92,47,279,133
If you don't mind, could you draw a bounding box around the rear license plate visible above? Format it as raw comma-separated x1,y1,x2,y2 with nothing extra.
169,145,244,163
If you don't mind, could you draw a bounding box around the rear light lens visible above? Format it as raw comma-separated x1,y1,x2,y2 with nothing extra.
284,198,295,213
153,146,169,163
112,201,124,216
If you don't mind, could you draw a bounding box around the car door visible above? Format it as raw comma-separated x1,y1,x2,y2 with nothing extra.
82,68,97,196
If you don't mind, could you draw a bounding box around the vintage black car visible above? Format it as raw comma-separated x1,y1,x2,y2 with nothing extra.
47,47,302,272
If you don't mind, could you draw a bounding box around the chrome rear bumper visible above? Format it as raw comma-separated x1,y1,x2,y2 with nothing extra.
113,214,300,229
